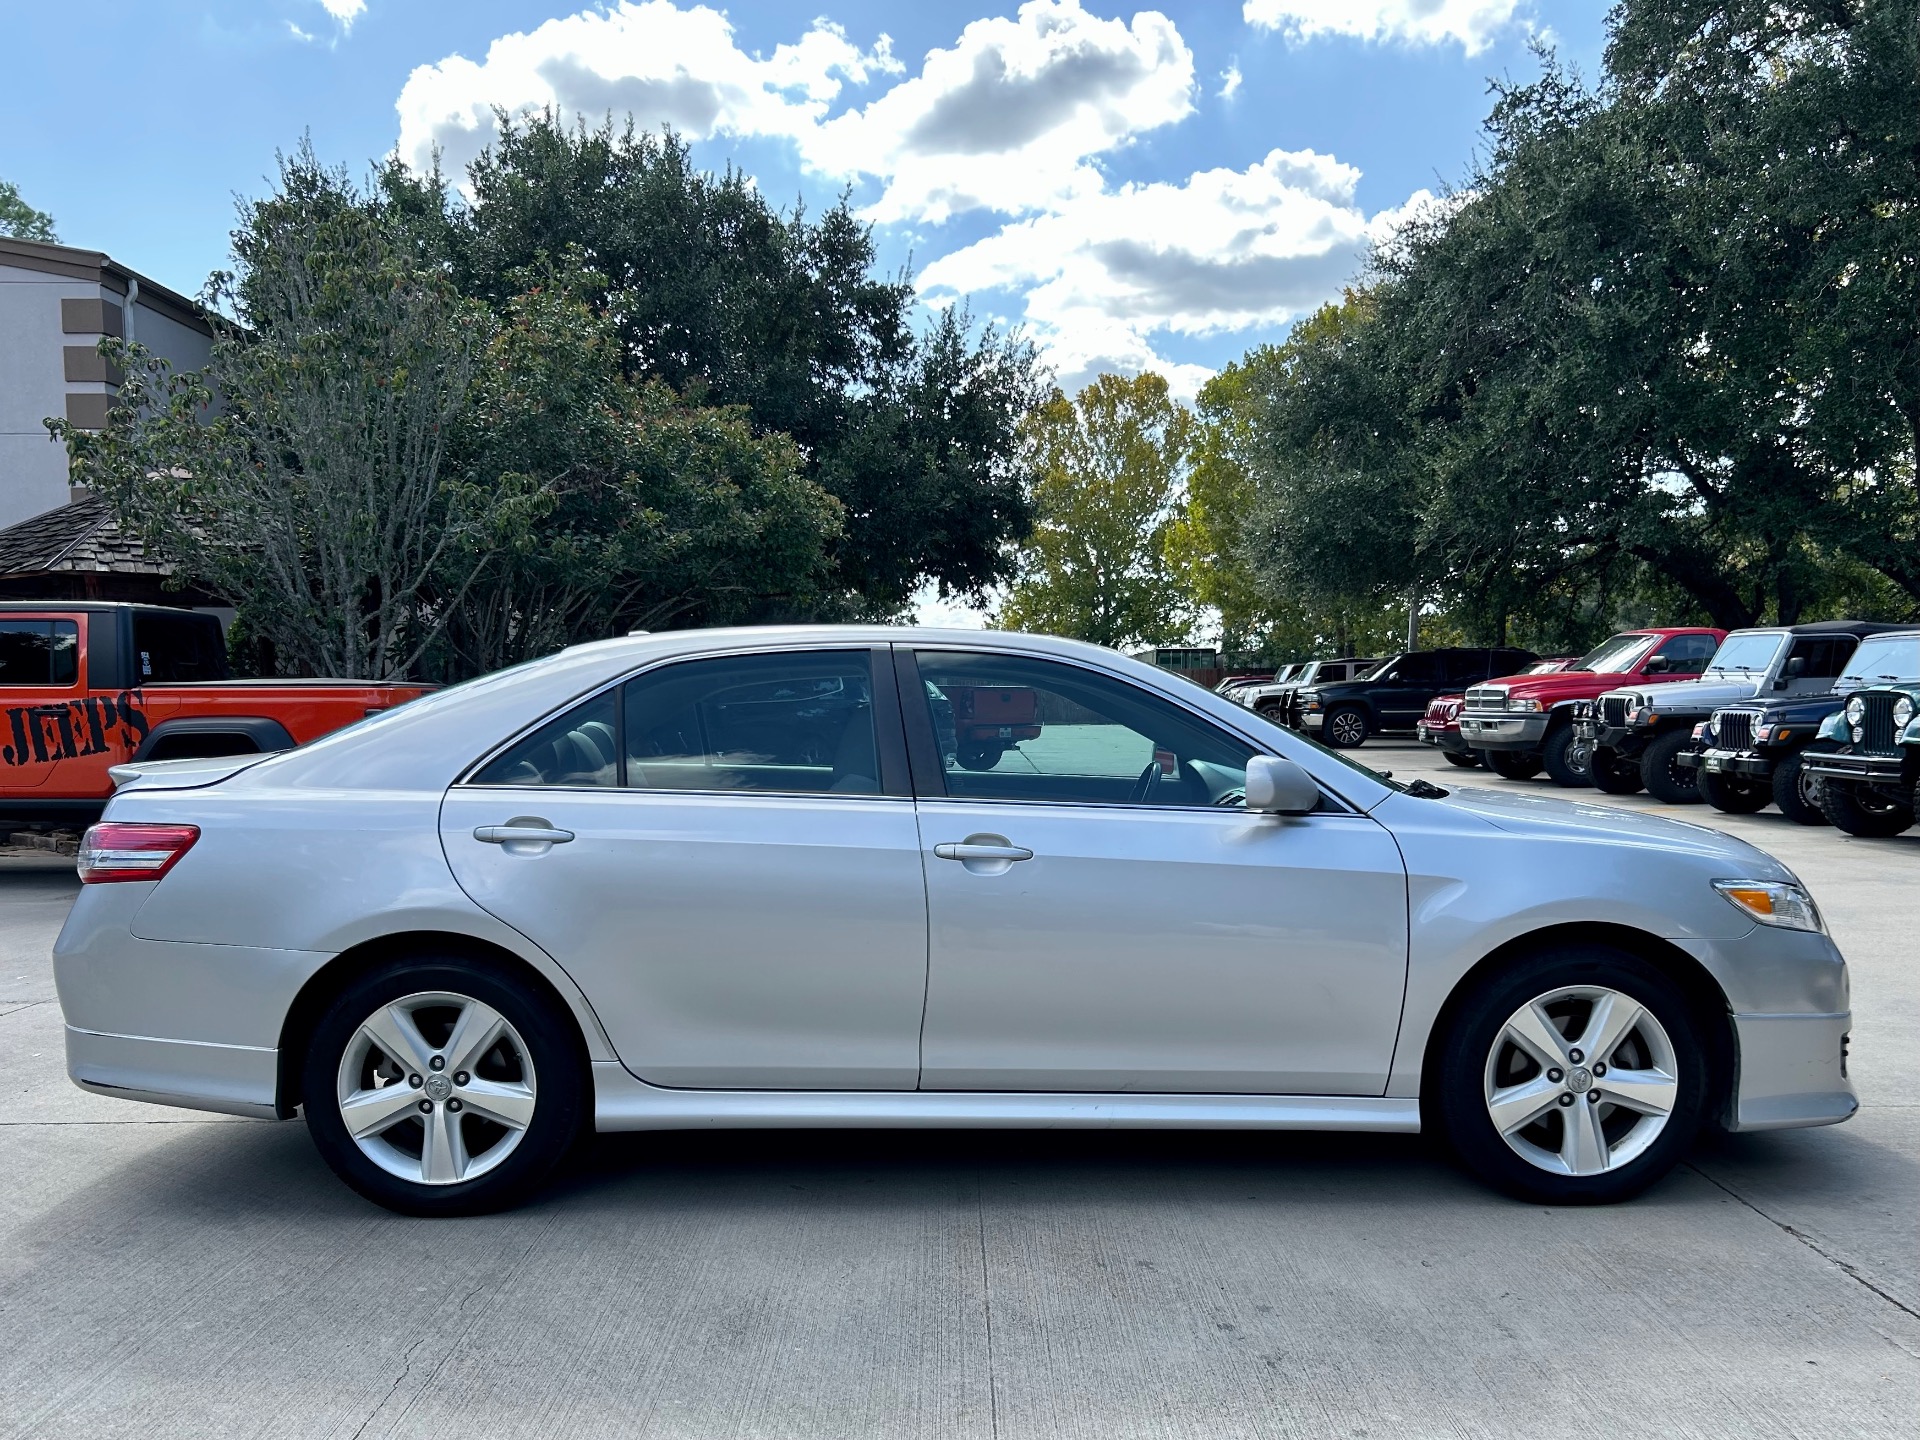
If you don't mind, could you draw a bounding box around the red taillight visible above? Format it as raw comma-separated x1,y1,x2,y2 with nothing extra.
76,823,201,884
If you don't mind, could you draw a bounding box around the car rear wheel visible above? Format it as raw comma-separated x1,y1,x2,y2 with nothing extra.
1540,721,1592,788
1588,746,1644,794
1323,704,1370,748
1437,946,1707,1204
1771,749,1830,826
1819,781,1916,838
1639,730,1703,804
1484,748,1543,781
1697,767,1770,815
1443,750,1482,768
302,958,584,1216
956,740,1007,771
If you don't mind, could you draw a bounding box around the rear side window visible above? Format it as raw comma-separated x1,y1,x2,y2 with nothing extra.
1785,635,1852,679
0,620,79,686
472,692,619,787
131,612,229,682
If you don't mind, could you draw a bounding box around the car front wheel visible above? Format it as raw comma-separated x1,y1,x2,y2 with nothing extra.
1438,947,1708,1204
1323,704,1370,747
1588,746,1644,794
1639,730,1703,804
1697,766,1770,814
302,958,584,1216
1771,748,1830,825
1443,749,1482,768
1819,780,1916,838
1484,748,1543,781
1540,721,1592,788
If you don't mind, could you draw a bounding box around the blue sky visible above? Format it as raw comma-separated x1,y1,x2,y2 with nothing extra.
4,1,1606,397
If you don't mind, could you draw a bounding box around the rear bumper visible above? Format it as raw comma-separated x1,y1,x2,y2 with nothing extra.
65,1025,281,1120
1730,1012,1856,1132
1458,712,1548,750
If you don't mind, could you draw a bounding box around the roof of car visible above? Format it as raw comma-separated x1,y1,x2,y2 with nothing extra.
0,599,207,616
1779,620,1912,636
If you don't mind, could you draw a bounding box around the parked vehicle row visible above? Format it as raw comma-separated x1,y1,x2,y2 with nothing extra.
1442,621,1920,839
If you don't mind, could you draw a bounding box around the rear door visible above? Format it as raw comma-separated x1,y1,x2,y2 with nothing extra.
440,645,931,1090
1375,653,1442,728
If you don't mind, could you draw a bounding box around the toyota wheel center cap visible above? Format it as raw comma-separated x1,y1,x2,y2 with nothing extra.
424,1074,452,1101
1566,1067,1593,1094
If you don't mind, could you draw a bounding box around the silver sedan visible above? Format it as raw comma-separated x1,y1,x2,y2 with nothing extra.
54,628,1854,1214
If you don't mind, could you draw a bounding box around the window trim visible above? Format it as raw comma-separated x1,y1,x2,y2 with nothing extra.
456,643,913,801
897,643,1356,815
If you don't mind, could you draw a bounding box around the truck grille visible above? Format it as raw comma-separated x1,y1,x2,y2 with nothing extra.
1715,711,1755,751
1601,696,1629,727
1464,686,1505,712
1860,693,1898,754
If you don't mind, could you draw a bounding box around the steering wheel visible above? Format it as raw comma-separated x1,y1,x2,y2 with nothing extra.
1128,760,1162,804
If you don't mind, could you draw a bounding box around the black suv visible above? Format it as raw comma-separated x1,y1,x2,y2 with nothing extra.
1296,647,1538,748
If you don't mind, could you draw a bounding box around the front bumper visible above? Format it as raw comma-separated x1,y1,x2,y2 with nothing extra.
1416,724,1473,755
1695,748,1773,779
1300,710,1324,731
1458,712,1549,751
1730,1012,1855,1131
1800,748,1907,785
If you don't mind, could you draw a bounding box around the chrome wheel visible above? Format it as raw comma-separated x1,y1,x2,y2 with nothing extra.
1328,709,1367,746
336,991,537,1187
1483,985,1678,1177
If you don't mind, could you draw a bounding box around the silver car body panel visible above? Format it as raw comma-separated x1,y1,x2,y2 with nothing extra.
55,626,1855,1139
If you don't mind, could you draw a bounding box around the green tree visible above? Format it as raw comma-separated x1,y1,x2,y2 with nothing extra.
0,178,56,242
997,373,1195,650
389,114,1047,612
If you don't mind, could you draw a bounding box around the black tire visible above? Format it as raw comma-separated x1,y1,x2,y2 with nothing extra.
1640,730,1703,804
302,956,585,1216
1588,747,1644,794
956,740,1007,771
1697,766,1770,815
1540,720,1592,788
1443,750,1482,768
1771,748,1830,826
1323,704,1370,748
1436,944,1710,1205
1484,748,1544,781
1819,781,1916,838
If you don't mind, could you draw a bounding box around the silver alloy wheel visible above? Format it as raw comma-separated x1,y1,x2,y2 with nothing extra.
1483,985,1679,1177
1566,736,1592,778
336,990,537,1186
1328,709,1366,745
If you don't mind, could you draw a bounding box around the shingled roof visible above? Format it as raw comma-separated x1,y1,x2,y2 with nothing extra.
0,493,170,579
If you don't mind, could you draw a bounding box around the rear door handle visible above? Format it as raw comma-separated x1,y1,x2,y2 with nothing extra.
933,841,1033,862
474,824,575,845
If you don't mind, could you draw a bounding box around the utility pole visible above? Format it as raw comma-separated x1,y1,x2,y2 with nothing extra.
1406,592,1419,652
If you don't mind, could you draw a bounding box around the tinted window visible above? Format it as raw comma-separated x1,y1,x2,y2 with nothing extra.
472,691,619,787
0,620,79,686
1784,635,1853,679
1653,633,1719,675
131,612,229,682
913,651,1257,808
1387,654,1441,684
625,650,879,795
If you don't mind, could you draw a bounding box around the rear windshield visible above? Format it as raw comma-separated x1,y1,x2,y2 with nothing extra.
132,612,230,682
1570,633,1658,674
1840,635,1920,686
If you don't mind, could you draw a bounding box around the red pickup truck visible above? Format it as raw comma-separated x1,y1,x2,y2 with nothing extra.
1455,627,1726,786
0,601,432,823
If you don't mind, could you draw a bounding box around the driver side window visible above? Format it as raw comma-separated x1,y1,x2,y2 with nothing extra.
911,651,1257,808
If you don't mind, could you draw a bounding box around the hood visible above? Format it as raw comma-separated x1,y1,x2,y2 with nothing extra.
1428,782,1792,875
1474,669,1646,702
1599,675,1763,710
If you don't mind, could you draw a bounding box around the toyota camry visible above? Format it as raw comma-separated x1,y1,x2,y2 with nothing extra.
54,628,1854,1214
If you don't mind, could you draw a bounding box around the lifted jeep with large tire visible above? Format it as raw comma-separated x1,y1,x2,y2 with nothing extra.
1688,631,1920,824
1799,682,1920,838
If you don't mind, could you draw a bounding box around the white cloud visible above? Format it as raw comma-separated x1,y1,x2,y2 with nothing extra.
1218,62,1242,99
921,150,1426,398
809,0,1194,223
395,1,898,182
287,21,316,44
1243,0,1527,55
319,0,366,30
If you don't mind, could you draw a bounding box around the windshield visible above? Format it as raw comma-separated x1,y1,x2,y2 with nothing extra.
1839,634,1920,686
1705,632,1786,675
1287,724,1416,795
1292,663,1320,685
1570,633,1658,674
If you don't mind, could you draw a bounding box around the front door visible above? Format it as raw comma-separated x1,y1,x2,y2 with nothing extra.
0,617,84,790
441,646,929,1090
904,648,1409,1095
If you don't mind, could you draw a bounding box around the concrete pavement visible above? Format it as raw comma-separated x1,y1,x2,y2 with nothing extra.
0,755,1914,1438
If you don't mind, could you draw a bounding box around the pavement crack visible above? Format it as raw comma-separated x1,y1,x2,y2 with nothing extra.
977,1177,1000,1440
1687,1163,1920,1328
349,1335,432,1440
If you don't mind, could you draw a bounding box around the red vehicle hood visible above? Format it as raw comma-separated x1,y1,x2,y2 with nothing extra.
1473,670,1649,702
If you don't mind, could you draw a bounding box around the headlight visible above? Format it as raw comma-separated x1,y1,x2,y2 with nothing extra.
1713,880,1824,934
1895,697,1915,728
1507,696,1543,712
1845,696,1866,723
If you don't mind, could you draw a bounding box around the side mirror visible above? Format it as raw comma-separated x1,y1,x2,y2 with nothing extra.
1245,755,1319,815
1643,655,1671,675
1783,656,1807,677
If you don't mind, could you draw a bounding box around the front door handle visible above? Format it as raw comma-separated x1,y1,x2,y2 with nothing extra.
474,818,575,853
933,841,1034,862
